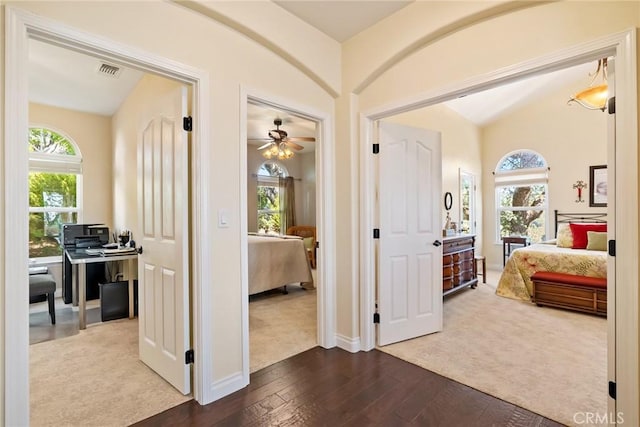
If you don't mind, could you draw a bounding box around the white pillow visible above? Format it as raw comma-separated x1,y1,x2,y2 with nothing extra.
556,223,573,248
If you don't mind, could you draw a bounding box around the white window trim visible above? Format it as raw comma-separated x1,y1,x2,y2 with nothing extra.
28,126,83,260
494,150,549,243
255,161,288,231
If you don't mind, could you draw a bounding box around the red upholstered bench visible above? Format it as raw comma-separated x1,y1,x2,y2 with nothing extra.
531,271,607,317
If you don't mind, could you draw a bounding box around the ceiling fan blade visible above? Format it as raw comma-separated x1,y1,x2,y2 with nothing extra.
287,136,316,142
285,141,304,151
256,142,273,150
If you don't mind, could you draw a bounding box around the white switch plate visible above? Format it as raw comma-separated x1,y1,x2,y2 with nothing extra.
218,209,230,228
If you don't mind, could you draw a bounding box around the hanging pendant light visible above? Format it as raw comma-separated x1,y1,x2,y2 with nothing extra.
568,58,609,111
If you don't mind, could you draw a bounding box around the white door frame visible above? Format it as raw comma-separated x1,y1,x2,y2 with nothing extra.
239,87,336,384
359,29,637,422
4,7,213,424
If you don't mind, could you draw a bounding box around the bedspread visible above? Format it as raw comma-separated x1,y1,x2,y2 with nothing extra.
496,243,607,301
248,235,314,295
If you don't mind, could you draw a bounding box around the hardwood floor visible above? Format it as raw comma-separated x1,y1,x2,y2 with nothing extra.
132,347,563,427
29,300,102,344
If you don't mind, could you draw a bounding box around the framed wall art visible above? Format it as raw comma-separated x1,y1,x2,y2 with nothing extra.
589,165,607,207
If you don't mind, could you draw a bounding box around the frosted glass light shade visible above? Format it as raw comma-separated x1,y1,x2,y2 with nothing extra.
569,83,608,111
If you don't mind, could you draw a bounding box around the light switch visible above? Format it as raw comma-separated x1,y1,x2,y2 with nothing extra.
218,209,230,228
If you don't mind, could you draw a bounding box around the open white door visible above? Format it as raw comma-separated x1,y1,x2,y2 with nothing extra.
606,58,616,419
137,76,191,394
377,121,443,346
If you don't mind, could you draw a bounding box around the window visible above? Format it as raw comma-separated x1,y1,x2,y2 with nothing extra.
494,150,548,243
29,127,82,259
256,161,287,233
459,169,476,234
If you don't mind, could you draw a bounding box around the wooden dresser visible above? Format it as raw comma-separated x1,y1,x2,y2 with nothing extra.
442,234,478,296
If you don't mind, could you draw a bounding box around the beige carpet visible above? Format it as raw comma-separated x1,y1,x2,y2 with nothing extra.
249,285,317,373
378,270,607,427
29,283,317,426
30,318,191,427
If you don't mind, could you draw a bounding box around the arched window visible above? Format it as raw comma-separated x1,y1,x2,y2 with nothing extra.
256,161,288,233
494,150,548,243
29,127,82,259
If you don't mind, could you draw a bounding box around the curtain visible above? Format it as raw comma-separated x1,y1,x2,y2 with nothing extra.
279,176,296,233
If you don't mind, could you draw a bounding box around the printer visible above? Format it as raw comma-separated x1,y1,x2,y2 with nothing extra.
61,223,110,303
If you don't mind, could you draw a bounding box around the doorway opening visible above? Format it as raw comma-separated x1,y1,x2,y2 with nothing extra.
5,7,212,424
246,101,319,372
361,31,636,425
240,92,335,384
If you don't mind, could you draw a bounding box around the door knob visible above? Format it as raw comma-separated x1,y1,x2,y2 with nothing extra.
433,240,442,247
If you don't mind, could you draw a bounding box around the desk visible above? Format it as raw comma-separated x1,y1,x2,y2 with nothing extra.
65,249,138,330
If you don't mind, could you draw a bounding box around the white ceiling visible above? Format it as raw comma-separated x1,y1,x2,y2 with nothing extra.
28,39,144,116
27,7,599,146
274,0,413,42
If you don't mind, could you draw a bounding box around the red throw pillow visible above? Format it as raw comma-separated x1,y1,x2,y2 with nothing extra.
569,223,607,249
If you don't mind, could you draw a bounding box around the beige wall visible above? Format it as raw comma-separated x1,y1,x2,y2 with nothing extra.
27,103,114,293
3,0,335,409
481,82,607,268
2,0,640,423
29,103,114,228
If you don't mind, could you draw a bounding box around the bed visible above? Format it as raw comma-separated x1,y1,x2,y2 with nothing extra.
248,234,314,295
496,211,607,302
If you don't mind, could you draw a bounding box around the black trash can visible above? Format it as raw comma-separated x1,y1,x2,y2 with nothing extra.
99,280,138,322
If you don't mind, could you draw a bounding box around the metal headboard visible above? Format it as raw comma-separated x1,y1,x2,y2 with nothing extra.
554,210,607,236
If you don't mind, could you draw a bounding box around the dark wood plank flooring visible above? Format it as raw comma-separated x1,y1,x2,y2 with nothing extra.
132,347,564,427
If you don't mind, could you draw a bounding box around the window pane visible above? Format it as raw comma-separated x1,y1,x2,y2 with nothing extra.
257,212,281,234
497,151,545,171
29,128,76,155
29,172,77,208
257,185,279,211
460,178,471,233
499,210,546,242
29,211,77,258
497,185,546,208
257,162,286,177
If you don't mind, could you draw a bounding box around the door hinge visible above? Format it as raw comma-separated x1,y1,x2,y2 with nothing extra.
373,228,380,239
608,240,616,257
373,303,380,323
608,96,616,115
609,381,616,400
185,349,194,364
373,143,380,154
183,116,193,132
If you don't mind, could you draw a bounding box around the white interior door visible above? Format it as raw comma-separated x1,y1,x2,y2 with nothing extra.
377,121,443,346
138,79,191,394
606,58,616,418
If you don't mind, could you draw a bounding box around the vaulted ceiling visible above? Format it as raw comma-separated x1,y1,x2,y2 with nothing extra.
27,4,598,145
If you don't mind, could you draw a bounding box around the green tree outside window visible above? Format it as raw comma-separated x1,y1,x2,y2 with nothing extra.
495,151,548,243
28,128,80,258
256,162,287,233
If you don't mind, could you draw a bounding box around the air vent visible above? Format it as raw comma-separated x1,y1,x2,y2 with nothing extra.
97,63,122,78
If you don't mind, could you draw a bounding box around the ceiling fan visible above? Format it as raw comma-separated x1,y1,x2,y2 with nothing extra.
252,118,315,160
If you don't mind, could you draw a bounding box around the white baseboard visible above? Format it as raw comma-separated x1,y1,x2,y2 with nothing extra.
205,371,247,404
336,334,360,353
